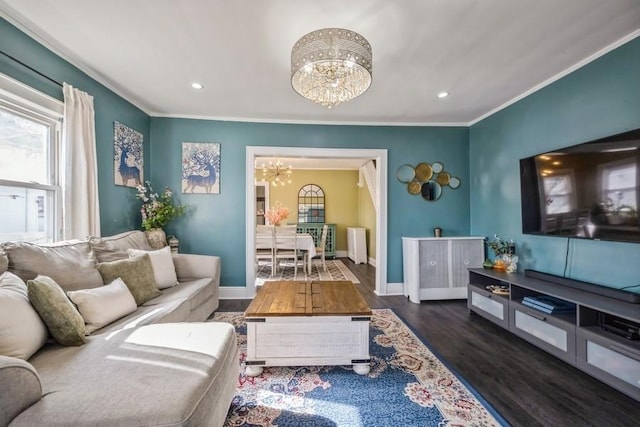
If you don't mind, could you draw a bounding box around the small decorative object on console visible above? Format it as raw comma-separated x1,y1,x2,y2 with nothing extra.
485,284,510,295
486,235,518,272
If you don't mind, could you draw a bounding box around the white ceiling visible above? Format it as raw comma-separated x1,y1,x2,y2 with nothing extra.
1,0,639,126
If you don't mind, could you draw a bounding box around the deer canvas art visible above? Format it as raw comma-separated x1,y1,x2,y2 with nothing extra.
113,121,143,188
181,142,220,194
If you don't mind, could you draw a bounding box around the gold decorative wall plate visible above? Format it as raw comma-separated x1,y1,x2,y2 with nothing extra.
407,180,422,195
414,162,433,182
436,171,450,186
398,161,460,201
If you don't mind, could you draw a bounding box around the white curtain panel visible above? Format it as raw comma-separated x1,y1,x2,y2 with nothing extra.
62,83,101,239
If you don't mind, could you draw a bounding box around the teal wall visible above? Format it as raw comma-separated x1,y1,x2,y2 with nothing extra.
5,15,639,291
1,18,150,235
1,18,471,287
150,119,470,286
470,37,640,291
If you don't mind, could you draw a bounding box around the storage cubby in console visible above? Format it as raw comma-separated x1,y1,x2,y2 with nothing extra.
467,268,640,402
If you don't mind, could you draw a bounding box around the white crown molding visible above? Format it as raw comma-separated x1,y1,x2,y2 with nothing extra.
469,29,640,126
150,112,469,127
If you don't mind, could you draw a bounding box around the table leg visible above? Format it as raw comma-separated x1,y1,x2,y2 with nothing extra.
353,363,370,375
245,365,263,377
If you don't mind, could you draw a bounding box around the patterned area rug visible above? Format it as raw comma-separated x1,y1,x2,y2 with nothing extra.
213,309,508,427
256,258,360,286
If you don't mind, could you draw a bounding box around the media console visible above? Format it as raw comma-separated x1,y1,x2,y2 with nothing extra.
524,269,640,303
467,268,640,401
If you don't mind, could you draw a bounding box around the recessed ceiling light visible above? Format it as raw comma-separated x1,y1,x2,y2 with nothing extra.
191,82,204,90
437,91,449,99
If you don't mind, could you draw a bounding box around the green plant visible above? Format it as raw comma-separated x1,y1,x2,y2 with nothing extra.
602,192,636,215
486,234,511,257
136,181,186,230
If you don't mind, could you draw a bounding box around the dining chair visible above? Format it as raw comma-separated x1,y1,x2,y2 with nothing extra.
255,225,275,276
313,224,329,272
274,225,305,278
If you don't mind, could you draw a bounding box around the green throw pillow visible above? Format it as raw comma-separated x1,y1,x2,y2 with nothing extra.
97,254,161,305
27,275,86,346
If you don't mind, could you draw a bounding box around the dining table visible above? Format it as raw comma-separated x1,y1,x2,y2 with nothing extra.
256,232,316,273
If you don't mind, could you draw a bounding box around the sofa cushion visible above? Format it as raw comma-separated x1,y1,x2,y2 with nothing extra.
128,246,178,289
67,278,138,334
89,298,191,335
0,250,8,274
27,275,86,346
142,278,213,311
0,272,49,359
15,322,238,426
1,241,103,292
97,254,161,305
89,230,153,263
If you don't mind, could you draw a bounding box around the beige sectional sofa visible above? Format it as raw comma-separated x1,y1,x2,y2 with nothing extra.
0,231,238,427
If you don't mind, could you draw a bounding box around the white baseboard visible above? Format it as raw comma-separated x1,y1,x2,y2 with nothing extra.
220,286,251,299
384,282,404,296
335,250,348,258
368,256,376,267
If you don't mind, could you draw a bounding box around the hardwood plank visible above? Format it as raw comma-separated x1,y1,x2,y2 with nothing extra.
225,259,640,427
245,281,307,316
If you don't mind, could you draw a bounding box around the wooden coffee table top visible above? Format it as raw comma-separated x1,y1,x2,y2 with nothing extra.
245,281,372,317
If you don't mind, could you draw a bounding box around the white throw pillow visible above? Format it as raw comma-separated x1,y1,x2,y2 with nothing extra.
67,278,137,334
0,271,49,359
127,246,178,289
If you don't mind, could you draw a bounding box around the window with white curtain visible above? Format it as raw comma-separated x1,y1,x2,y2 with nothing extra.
600,161,637,210
543,170,575,214
0,73,63,243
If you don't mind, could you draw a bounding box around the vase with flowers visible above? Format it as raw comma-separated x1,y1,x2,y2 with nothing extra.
136,181,187,249
486,234,518,272
264,204,291,226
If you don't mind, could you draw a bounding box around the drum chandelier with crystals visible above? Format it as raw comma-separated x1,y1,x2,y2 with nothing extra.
291,28,372,109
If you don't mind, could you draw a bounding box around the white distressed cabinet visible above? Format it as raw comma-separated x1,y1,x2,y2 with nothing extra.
347,227,367,264
402,237,484,303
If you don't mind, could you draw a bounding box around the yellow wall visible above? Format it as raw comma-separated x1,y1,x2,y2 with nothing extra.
258,169,362,252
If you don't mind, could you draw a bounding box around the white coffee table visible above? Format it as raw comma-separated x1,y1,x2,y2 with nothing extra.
244,280,372,376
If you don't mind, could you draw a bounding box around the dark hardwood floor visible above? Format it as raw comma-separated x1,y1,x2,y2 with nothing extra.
218,259,640,427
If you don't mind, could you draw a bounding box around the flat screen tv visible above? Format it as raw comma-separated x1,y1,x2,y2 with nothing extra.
520,127,640,243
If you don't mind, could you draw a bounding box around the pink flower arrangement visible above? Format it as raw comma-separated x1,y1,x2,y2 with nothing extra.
264,205,290,226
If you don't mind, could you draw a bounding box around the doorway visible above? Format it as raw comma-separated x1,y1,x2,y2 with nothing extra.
255,181,269,225
245,146,387,298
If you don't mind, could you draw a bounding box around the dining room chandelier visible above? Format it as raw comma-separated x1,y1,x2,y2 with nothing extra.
291,28,372,109
261,159,293,186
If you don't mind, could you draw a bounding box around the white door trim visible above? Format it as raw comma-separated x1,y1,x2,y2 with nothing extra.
245,146,387,298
